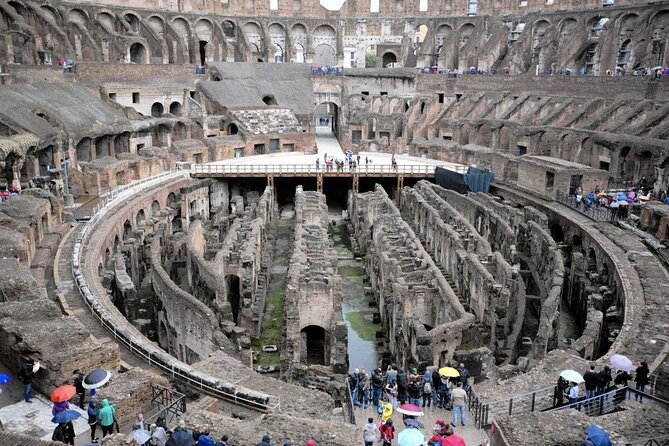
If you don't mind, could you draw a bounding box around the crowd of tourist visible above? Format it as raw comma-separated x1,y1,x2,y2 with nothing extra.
554,360,651,408
311,65,343,76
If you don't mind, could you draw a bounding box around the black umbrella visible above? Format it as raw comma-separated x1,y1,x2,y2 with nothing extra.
82,369,112,390
166,430,195,446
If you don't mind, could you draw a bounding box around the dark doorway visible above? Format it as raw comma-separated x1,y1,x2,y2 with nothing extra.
199,41,207,65
301,325,326,364
274,177,317,206
130,43,146,64
225,274,241,324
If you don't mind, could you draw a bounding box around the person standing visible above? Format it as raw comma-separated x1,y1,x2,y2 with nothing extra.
635,361,650,401
568,382,579,406
451,383,468,427
98,399,116,438
371,368,384,407
18,359,34,403
363,417,379,446
358,369,370,409
583,364,599,400
150,424,168,446
73,370,86,409
379,419,394,446
421,370,432,408
87,399,99,444
458,363,470,390
348,368,360,407
408,368,422,406
597,367,612,396
396,368,408,405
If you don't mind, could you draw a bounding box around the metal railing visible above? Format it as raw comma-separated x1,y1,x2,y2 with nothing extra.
151,383,186,424
556,190,622,222
71,170,281,413
192,163,453,176
470,384,563,428
344,379,356,425
546,387,669,416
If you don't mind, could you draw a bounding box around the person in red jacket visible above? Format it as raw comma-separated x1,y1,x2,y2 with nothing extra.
379,419,394,446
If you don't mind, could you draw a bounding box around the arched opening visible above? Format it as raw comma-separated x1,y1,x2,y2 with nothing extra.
169,102,182,116
151,102,164,117
167,192,178,207
549,223,564,243
635,151,654,183
616,39,631,70
301,325,326,365
199,40,207,65
158,321,168,350
382,52,397,67
114,133,130,154
76,137,92,163
96,136,111,158
222,20,235,38
262,95,276,105
136,209,146,226
129,42,146,64
227,123,239,135
225,275,241,324
314,102,339,136
123,220,132,240
314,44,336,66
151,200,161,216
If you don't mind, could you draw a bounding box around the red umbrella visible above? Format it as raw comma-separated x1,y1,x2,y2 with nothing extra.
50,385,76,403
442,435,467,446
396,403,424,416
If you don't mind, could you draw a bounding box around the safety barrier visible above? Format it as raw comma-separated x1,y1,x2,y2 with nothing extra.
71,170,281,413
192,163,463,176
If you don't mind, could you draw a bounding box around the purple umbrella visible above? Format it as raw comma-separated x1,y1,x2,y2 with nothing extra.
610,354,634,373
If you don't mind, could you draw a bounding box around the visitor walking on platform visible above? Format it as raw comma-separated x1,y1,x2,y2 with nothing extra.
451,383,468,427
397,368,408,405
87,399,99,443
359,368,370,409
635,361,650,401
422,370,433,408
371,368,384,407
408,368,422,406
349,368,360,406
73,369,86,409
597,366,612,396
568,382,579,406
379,419,394,446
363,417,379,446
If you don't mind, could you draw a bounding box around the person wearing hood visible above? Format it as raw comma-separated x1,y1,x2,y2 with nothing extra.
87,399,99,443
197,430,215,446
256,434,272,446
52,400,70,417
98,399,116,438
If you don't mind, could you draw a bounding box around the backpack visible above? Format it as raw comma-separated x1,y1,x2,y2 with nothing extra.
423,381,432,394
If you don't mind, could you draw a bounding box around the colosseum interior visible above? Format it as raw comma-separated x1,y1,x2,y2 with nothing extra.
0,0,668,444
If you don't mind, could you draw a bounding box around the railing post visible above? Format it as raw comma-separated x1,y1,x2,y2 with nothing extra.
508,398,513,415
531,391,536,412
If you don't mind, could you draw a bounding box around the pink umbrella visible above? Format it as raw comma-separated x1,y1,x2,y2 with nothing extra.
396,403,424,416
442,435,467,446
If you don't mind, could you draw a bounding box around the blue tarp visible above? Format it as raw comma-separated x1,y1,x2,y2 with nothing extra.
436,166,494,193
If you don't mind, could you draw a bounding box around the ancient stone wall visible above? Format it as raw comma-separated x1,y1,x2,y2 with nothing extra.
400,181,525,365
282,187,347,380
350,184,475,369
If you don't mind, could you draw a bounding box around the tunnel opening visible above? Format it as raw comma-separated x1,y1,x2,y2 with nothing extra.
322,177,352,211
275,177,317,206
301,325,326,365
225,274,241,324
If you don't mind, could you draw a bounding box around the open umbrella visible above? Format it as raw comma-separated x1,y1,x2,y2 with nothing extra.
130,429,151,445
83,369,112,389
0,374,10,385
396,403,424,416
51,410,80,424
560,369,584,384
438,367,460,378
50,385,76,403
610,354,634,373
404,419,424,429
442,435,467,446
398,427,425,446
586,425,612,446
166,429,195,446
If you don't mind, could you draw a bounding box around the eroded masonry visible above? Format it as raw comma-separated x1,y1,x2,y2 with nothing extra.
0,0,669,444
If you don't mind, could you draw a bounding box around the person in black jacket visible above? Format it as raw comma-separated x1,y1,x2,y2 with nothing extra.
396,369,408,405
73,369,86,409
597,366,612,396
18,359,34,403
635,361,650,401
583,364,599,400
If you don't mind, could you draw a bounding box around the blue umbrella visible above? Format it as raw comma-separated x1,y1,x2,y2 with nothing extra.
51,410,81,424
83,369,112,389
398,427,425,446
586,425,612,446
0,374,10,385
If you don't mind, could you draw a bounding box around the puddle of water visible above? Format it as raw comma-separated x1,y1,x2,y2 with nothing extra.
333,222,384,374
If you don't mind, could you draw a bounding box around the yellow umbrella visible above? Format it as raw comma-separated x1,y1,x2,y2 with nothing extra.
438,367,460,378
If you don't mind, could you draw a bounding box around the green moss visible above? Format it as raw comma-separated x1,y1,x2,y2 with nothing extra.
348,275,365,284
252,287,285,367
346,312,377,342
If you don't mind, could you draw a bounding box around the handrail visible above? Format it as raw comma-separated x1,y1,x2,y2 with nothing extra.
71,170,281,413
192,163,466,175
344,378,356,425
555,190,621,222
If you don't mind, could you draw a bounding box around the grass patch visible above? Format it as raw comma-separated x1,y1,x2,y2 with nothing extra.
346,312,377,342
252,287,285,367
348,275,365,284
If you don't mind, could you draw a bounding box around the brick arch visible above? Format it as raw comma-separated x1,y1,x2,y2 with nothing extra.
40,5,62,24
67,8,89,25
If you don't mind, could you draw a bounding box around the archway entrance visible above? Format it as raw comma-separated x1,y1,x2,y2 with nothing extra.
130,43,146,64
314,102,339,136
382,52,397,67
225,274,241,324
301,325,326,364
